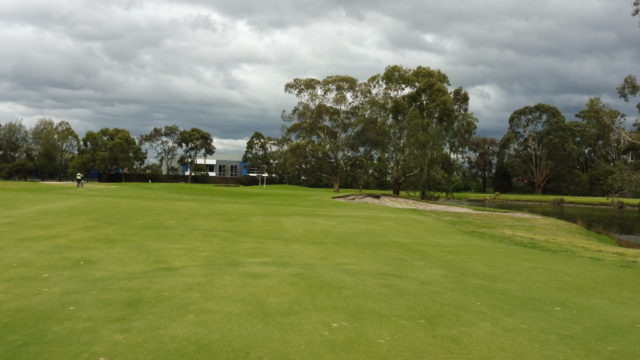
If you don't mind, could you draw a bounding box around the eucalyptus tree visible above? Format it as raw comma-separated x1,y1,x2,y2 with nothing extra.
503,104,567,194
30,118,79,179
0,120,28,164
30,119,57,178
53,121,80,180
575,97,627,165
139,125,181,174
267,132,293,184
283,75,362,192
72,128,145,181
369,65,476,198
466,137,498,193
243,131,270,186
178,128,215,183
367,65,413,195
350,80,389,192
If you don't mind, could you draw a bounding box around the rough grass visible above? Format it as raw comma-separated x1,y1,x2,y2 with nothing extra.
1,182,639,359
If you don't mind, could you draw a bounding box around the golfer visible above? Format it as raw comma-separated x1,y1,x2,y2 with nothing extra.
75,172,84,187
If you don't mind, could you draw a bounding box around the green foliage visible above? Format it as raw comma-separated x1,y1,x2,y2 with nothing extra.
71,128,145,181
139,125,181,175
466,136,498,193
609,161,640,197
0,120,28,164
30,118,79,180
243,131,271,186
284,75,362,192
282,66,477,196
502,103,567,194
177,128,215,183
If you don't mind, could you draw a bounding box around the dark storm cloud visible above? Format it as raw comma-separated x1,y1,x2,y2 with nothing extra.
0,0,638,150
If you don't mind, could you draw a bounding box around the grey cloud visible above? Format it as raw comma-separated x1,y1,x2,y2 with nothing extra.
0,0,638,146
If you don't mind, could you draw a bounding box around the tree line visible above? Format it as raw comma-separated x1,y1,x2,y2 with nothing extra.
244,65,640,198
1,61,639,197
0,121,216,183
247,4,640,198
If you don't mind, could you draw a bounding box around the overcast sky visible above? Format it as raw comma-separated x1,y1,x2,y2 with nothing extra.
1,0,638,152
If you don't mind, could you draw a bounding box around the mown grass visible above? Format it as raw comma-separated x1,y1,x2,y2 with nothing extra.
454,191,640,207
1,182,639,359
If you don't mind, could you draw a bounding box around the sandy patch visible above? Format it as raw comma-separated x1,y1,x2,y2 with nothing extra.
334,194,538,218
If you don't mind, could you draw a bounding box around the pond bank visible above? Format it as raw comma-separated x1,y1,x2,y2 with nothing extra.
451,192,640,208
440,198,640,249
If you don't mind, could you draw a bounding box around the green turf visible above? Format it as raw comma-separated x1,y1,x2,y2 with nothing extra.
1,182,639,359
453,192,640,207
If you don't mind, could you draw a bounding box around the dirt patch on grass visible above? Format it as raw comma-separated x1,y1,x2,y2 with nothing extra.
334,193,538,218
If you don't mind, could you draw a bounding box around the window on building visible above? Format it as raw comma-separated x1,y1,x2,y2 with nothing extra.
207,165,215,173
230,165,238,177
218,165,227,177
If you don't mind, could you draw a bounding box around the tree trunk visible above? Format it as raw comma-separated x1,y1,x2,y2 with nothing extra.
419,166,430,200
481,171,487,193
392,178,401,196
534,183,543,194
333,177,340,193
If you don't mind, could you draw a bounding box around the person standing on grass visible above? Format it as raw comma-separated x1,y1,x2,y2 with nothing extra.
75,172,84,188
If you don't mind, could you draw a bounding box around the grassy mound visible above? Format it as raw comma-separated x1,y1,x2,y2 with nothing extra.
1,182,639,359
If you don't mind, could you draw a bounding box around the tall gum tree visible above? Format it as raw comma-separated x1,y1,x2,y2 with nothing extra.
284,75,362,192
504,104,566,194
369,65,476,198
368,65,415,195
139,125,181,175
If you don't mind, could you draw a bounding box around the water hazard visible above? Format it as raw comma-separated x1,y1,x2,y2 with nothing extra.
441,199,640,248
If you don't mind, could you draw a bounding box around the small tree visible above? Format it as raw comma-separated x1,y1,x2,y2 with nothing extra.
466,137,498,193
139,125,181,174
178,128,215,183
243,131,270,186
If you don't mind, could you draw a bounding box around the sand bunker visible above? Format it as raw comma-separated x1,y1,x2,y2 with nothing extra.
334,193,538,218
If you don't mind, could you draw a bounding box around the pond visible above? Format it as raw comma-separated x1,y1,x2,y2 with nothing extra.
441,199,640,248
